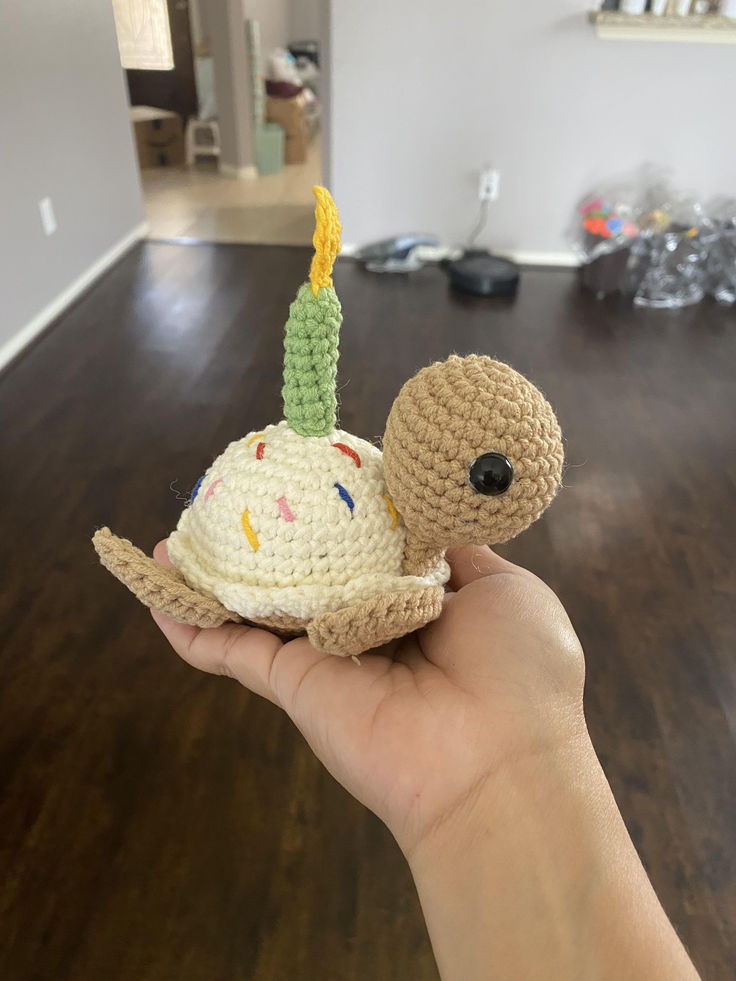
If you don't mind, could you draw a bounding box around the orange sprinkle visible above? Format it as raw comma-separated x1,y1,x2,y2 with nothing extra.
247,433,265,446
241,509,259,551
332,442,361,467
382,494,398,530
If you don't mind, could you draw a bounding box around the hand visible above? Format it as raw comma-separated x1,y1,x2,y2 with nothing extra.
151,544,699,979
151,542,585,857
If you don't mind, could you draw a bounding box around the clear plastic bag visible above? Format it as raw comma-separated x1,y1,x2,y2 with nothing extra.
573,172,645,298
574,187,640,264
573,169,711,308
630,228,708,309
702,198,736,306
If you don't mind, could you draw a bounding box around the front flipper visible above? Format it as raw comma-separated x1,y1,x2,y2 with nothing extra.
308,585,445,658
92,527,241,629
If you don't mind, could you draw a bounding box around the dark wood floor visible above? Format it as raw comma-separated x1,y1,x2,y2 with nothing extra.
2,242,734,980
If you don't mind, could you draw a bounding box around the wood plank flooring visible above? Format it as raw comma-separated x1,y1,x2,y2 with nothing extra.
1,243,734,980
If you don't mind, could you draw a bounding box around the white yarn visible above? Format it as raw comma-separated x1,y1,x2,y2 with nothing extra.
167,421,450,621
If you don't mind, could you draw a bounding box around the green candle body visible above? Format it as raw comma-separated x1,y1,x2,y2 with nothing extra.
282,283,342,437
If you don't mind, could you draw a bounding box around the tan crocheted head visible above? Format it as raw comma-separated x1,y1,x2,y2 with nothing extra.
93,188,563,657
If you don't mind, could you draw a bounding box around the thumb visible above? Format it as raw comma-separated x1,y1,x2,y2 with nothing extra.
445,544,525,591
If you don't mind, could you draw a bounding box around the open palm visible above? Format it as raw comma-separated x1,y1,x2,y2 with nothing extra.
152,541,584,855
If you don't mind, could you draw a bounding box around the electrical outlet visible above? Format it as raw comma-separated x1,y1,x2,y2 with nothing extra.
479,168,500,203
39,197,57,236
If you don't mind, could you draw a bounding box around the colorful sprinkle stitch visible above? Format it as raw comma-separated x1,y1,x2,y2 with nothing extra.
247,433,265,446
190,475,205,503
332,443,361,467
277,496,295,522
334,483,354,513
241,510,260,551
382,494,399,530
256,441,266,460
204,478,223,503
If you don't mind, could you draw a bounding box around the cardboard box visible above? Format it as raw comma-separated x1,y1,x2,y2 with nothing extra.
266,95,308,165
130,106,184,168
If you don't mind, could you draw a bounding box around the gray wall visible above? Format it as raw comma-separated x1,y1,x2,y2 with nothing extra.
245,0,289,59
0,1,145,351
209,0,255,171
289,0,322,41
329,0,736,256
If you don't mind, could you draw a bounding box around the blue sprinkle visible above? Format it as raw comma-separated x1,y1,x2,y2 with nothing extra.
190,474,205,504
334,482,355,513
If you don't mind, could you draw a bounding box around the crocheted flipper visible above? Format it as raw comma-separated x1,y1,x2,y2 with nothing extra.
307,584,445,657
92,528,241,629
282,186,343,437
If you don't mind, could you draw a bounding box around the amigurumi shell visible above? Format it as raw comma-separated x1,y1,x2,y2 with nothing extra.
93,187,564,657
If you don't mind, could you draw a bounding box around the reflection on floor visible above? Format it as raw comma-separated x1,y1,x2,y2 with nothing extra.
140,138,321,245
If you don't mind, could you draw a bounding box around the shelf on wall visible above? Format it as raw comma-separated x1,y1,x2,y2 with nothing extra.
590,11,736,43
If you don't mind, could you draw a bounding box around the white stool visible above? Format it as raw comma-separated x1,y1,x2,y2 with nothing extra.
185,119,221,166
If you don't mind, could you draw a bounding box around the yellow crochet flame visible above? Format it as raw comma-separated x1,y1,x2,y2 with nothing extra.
309,186,342,296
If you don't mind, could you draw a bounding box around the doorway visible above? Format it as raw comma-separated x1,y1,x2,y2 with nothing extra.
112,0,325,246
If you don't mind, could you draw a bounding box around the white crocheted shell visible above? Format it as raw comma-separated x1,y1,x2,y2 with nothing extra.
167,421,450,621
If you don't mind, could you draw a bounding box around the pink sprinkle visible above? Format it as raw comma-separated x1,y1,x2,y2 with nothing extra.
204,478,223,503
277,496,295,522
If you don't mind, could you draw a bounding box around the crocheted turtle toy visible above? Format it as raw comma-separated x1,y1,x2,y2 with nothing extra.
93,187,563,657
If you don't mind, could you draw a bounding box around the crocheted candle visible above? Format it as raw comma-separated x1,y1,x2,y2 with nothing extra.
92,184,564,658
282,186,342,437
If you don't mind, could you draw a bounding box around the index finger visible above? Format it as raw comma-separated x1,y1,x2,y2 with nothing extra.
150,539,329,707
153,538,174,567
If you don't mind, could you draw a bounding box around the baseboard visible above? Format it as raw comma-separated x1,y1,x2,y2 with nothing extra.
0,221,148,374
219,162,258,180
504,250,579,267
339,243,579,268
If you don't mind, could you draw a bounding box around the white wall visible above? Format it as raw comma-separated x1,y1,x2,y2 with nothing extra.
189,0,206,48
0,1,145,356
208,0,255,172
329,0,736,258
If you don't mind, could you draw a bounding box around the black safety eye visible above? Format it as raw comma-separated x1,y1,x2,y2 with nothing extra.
468,452,514,496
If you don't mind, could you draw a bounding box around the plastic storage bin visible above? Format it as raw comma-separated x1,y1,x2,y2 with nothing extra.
255,123,284,175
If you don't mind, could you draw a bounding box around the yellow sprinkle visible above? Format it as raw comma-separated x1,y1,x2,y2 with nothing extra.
247,433,265,446
309,186,342,296
241,509,260,551
382,494,398,531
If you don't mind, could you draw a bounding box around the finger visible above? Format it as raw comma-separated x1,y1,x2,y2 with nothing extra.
150,542,351,711
445,544,522,591
153,538,173,567
151,606,411,758
149,541,407,723
151,608,328,709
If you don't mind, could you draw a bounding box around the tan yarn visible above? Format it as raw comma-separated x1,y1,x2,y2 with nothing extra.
93,527,443,652
92,528,241,629
308,584,445,657
402,539,446,579
383,355,564,553
92,354,563,655
247,610,308,636
94,528,311,635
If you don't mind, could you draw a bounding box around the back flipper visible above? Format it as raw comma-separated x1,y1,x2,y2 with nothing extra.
92,527,241,629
